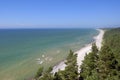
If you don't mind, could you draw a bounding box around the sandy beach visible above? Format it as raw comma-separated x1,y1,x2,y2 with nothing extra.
76,29,104,72
51,29,104,74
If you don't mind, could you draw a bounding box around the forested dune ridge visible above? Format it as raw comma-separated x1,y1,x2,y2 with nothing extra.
80,28,120,80
34,28,120,80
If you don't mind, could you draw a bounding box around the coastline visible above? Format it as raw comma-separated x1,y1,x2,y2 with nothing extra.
76,29,104,72
51,29,104,74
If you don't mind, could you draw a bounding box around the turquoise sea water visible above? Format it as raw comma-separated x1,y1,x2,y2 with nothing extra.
0,29,98,80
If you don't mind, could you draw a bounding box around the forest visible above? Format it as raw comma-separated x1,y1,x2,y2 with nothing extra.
80,28,120,80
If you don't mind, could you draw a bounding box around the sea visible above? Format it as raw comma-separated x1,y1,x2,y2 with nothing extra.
0,28,98,80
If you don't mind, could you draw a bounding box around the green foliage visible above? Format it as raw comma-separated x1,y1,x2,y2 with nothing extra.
35,67,44,79
98,45,116,79
80,28,120,80
40,72,53,80
92,43,98,54
65,51,78,80
65,50,74,64
80,43,98,79
36,50,78,80
86,70,99,80
39,67,53,80
47,66,53,73
57,50,78,80
53,72,62,80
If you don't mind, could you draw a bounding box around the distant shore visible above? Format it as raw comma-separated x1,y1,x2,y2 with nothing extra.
51,29,104,73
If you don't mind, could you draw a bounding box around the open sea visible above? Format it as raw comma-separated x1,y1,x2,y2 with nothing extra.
0,28,98,80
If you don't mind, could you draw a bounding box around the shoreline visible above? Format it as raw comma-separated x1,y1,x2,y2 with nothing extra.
51,29,104,74
76,29,104,72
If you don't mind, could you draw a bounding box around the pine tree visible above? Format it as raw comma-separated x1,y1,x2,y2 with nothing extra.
98,44,115,79
35,67,44,79
80,43,98,80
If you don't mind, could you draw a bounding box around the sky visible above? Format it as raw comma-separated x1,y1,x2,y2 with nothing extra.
0,0,120,28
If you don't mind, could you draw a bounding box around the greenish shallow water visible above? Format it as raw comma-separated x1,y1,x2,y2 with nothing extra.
0,29,98,80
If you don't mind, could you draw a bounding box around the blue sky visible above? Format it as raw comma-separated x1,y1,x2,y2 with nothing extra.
0,0,120,28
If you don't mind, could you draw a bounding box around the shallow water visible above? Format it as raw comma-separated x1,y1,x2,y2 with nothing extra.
0,28,98,80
